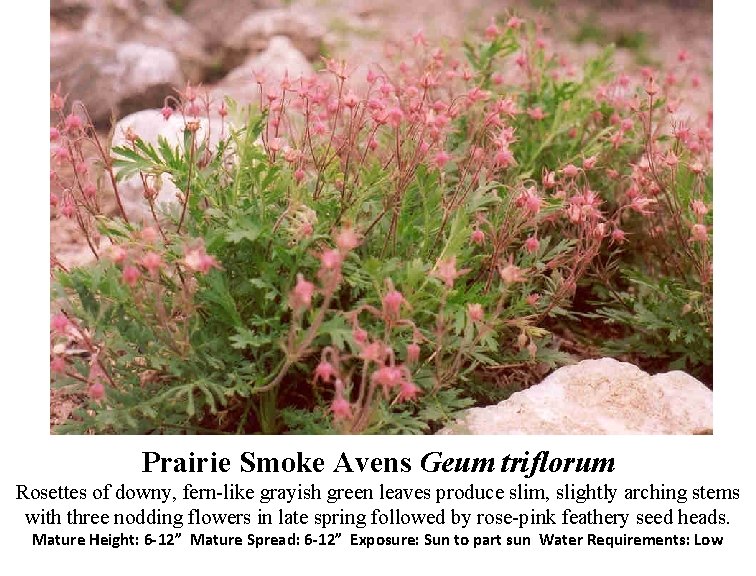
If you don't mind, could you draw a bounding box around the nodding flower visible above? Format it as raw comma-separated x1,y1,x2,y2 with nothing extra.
50,313,69,334
471,228,486,246
691,223,708,243
397,379,421,402
562,164,579,178
141,252,163,275
314,361,337,383
406,343,421,364
330,395,352,421
524,235,540,255
382,288,405,321
433,256,467,289
467,303,484,322
289,274,315,311
484,18,500,40
335,227,361,253
583,155,597,170
122,266,141,287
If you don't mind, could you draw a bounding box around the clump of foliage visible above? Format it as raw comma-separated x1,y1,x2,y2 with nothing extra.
49,15,712,434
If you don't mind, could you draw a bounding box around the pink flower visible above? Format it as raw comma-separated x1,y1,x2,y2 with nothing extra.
82,183,97,199
691,200,708,217
629,196,657,216
524,235,539,254
161,106,173,120
562,164,579,178
89,382,105,401
433,256,467,289
289,274,315,311
397,379,421,402
434,150,451,169
382,289,405,320
331,396,352,421
527,107,545,121
516,187,542,214
50,356,67,374
372,365,404,392
526,293,540,307
611,228,627,244
507,16,524,29
499,262,525,284
50,90,65,111
359,341,384,364
467,303,484,322
353,327,368,345
141,252,163,275
314,361,336,383
122,266,141,287
75,161,89,176
335,228,361,253
406,343,420,364
50,313,69,334
51,145,71,164
50,127,60,141
493,148,515,168
471,228,485,245
343,91,360,108
485,18,500,39
64,114,83,133
319,249,343,272
184,246,220,274
61,198,75,218
108,245,127,264
691,224,708,243
583,155,597,170
140,227,160,243
283,147,302,164
385,107,404,127
268,137,284,153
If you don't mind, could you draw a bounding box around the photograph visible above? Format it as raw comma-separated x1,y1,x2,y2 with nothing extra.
49,0,713,435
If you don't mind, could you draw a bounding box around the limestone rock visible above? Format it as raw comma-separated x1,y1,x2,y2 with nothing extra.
439,358,712,435
182,0,280,52
51,34,183,126
80,0,209,82
212,36,313,105
223,8,325,70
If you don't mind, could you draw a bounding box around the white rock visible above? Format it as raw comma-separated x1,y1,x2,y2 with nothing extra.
212,36,313,105
81,0,209,81
51,33,184,126
439,358,712,435
224,8,325,63
182,0,281,51
115,42,183,98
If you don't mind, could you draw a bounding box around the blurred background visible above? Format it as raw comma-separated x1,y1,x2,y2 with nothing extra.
51,0,711,127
